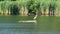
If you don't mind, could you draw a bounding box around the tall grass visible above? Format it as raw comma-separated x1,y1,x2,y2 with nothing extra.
0,0,60,16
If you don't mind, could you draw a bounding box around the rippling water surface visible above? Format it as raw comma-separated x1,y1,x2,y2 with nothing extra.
0,16,60,34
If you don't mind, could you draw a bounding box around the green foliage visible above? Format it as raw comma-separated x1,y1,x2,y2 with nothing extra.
0,0,4,1
26,0,34,10
0,0,60,12
26,0,41,12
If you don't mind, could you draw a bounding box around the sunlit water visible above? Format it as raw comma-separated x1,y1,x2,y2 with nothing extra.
0,16,60,34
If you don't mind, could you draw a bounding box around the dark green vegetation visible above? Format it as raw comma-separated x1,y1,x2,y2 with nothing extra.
0,16,60,31
10,5,19,15
0,0,60,16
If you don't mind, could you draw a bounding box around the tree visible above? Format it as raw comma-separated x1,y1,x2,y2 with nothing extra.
9,4,19,15
27,0,41,16
49,2,56,16
27,0,35,15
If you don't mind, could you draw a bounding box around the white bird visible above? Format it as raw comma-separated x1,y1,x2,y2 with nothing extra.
33,15,37,20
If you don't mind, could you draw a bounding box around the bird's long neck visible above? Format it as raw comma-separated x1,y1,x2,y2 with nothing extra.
33,11,38,20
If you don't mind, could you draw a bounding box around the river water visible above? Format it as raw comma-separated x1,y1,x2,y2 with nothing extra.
0,16,60,34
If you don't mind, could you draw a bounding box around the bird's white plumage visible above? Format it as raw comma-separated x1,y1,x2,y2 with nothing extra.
33,15,37,20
